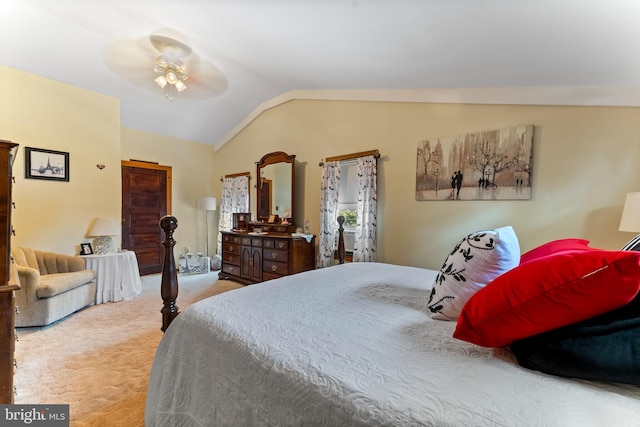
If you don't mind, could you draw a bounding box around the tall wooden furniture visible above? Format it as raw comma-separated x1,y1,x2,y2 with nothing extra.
219,231,315,285
219,151,316,285
0,140,19,403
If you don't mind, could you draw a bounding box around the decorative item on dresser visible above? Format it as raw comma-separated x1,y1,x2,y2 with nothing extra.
0,139,19,403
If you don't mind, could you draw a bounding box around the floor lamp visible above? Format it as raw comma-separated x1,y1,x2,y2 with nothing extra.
198,197,217,261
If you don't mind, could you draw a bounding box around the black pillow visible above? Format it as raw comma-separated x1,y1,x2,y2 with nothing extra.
622,233,640,251
510,293,640,385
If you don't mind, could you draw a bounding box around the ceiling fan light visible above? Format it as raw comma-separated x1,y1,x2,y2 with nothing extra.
175,80,187,92
166,71,178,84
154,75,167,88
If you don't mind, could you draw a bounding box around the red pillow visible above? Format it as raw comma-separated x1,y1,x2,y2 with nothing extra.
519,238,591,264
454,249,640,347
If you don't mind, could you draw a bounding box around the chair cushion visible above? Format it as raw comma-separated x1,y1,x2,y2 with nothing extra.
36,270,96,298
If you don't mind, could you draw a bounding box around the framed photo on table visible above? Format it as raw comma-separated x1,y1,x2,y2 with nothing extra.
80,243,93,255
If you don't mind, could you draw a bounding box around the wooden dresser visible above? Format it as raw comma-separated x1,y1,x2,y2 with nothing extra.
0,140,19,404
219,231,315,285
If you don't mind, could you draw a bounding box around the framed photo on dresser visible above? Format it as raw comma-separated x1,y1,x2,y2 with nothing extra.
233,213,250,231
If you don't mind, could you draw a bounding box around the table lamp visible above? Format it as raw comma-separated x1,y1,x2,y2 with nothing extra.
87,217,120,254
619,192,640,251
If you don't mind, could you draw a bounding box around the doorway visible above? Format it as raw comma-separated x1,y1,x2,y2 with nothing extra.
121,160,172,275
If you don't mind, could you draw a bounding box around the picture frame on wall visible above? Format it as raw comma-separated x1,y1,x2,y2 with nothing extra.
415,124,534,201
24,147,70,181
80,243,93,255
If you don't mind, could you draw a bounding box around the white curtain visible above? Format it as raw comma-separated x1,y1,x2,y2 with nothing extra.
353,155,377,262
316,161,341,268
216,175,249,256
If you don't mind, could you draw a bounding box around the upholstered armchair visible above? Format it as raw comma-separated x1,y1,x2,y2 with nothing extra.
11,247,97,327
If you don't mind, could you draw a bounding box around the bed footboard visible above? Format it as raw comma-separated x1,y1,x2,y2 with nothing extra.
337,215,345,264
159,215,179,332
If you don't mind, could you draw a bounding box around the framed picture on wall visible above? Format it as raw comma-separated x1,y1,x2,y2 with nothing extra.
24,147,70,181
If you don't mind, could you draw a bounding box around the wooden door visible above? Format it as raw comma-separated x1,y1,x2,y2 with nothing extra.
122,161,172,275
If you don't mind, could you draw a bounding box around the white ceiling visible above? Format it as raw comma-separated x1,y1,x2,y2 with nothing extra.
3,1,640,151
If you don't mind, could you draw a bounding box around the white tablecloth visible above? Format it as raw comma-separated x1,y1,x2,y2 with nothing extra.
83,251,142,304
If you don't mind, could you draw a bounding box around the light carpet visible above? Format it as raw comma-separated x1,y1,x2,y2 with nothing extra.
14,272,244,426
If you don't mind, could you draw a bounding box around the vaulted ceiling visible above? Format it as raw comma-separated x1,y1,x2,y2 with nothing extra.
3,1,640,150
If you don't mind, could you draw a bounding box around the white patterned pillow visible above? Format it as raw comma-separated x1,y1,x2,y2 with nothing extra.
428,226,520,320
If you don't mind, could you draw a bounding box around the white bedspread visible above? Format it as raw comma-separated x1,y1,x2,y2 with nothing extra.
145,263,640,426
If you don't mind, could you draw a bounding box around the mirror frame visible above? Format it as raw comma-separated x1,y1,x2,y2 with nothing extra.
256,151,296,223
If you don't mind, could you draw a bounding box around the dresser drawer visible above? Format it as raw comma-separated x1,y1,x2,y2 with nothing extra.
263,249,288,263
262,272,283,282
264,239,289,250
223,243,240,254
221,263,240,276
222,252,240,266
223,234,242,244
263,260,289,276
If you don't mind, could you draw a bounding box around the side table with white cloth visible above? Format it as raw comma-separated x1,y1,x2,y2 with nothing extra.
83,251,142,304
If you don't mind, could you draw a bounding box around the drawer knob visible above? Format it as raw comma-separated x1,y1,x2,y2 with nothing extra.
229,256,234,262
271,265,278,272
271,253,277,259
229,266,234,273
228,245,233,251
278,242,285,248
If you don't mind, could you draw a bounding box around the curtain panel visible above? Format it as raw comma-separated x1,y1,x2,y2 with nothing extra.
353,155,377,262
317,161,341,268
216,175,249,256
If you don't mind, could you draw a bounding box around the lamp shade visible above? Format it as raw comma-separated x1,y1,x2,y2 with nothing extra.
197,197,217,211
619,192,640,232
87,217,120,237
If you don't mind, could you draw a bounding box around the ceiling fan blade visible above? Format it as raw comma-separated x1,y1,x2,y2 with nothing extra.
103,37,159,90
182,55,229,99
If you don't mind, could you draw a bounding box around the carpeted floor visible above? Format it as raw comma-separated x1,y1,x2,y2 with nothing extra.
14,272,244,427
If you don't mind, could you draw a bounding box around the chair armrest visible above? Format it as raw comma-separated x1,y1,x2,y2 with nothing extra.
15,265,40,294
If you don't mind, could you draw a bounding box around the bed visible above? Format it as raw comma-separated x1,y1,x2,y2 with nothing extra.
146,219,640,426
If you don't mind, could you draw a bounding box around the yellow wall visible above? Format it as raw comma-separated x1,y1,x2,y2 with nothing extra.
217,100,640,270
1,66,217,257
1,66,121,255
5,64,640,270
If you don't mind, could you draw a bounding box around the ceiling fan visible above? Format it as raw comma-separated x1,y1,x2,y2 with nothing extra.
104,28,228,100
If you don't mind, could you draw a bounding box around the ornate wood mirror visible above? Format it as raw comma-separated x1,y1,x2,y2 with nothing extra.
256,151,295,224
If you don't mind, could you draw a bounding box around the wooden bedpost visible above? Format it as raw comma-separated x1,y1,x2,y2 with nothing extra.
337,215,345,264
159,215,179,332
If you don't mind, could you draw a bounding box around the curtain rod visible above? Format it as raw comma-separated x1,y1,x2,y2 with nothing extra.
319,149,380,166
220,171,251,181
